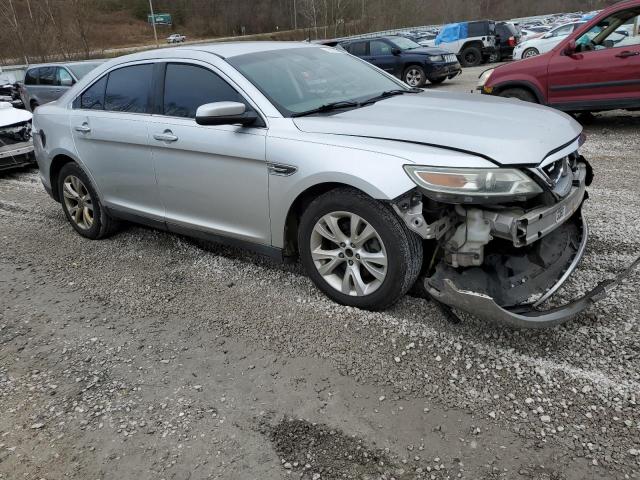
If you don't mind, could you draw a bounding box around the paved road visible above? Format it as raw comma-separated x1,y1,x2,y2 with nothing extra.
1,66,639,480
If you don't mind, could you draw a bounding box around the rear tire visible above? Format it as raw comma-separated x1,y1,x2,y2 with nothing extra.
459,46,482,67
499,88,537,103
57,163,119,240
298,188,423,311
403,65,426,88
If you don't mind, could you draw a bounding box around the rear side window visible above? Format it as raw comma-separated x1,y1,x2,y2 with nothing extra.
468,22,489,37
345,42,368,56
163,63,243,118
25,69,38,85
39,67,56,86
104,64,153,114
76,75,107,110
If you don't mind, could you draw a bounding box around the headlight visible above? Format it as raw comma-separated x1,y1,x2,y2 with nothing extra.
477,68,494,87
404,165,543,202
428,55,444,62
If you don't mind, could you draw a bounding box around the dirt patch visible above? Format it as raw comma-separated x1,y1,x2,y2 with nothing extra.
266,418,404,480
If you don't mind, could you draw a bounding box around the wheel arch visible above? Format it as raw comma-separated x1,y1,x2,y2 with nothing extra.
280,181,397,257
493,80,546,104
49,153,78,202
460,40,484,52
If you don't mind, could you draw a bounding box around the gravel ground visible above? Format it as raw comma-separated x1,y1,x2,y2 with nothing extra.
1,66,639,480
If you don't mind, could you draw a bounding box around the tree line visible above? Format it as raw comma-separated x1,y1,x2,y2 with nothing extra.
0,0,616,65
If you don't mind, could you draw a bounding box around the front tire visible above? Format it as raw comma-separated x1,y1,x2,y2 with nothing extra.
403,66,426,88
459,46,482,67
58,163,119,239
298,188,423,310
498,87,537,103
522,47,539,59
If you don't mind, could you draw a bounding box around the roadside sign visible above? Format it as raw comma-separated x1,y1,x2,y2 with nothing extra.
148,13,172,25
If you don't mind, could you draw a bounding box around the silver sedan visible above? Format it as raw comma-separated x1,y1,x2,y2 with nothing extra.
32,42,638,327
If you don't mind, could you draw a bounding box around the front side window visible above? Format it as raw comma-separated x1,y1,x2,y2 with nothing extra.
75,75,107,110
163,63,244,118
104,64,153,113
576,8,640,50
370,40,393,56
39,67,56,86
228,47,406,116
57,68,74,87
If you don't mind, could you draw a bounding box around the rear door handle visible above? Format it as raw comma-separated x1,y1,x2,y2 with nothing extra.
74,124,91,133
153,130,178,143
616,51,639,58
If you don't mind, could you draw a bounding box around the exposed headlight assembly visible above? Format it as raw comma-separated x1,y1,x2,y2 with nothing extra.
428,55,444,62
404,165,543,203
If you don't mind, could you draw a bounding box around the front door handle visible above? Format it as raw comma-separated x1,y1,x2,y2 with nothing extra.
74,124,91,133
616,51,640,58
153,130,178,142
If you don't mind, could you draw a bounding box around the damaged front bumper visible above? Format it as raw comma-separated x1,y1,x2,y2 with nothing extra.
428,253,640,328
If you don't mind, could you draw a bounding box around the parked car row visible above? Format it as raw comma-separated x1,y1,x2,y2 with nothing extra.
479,1,640,114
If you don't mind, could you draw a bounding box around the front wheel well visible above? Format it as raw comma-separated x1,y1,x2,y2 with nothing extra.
494,83,543,103
49,154,77,202
283,182,371,257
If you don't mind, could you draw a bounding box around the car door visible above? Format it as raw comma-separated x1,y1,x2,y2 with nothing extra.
36,66,60,104
547,7,640,108
148,61,270,245
69,63,162,220
367,40,400,75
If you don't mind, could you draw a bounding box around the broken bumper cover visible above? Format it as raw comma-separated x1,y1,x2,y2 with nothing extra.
428,253,640,329
0,140,35,171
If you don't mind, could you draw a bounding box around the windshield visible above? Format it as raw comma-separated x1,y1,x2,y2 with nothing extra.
67,62,102,79
228,47,407,117
388,37,421,50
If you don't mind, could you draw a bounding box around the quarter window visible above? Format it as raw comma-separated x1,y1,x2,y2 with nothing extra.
163,63,243,118
104,64,153,114
24,69,38,85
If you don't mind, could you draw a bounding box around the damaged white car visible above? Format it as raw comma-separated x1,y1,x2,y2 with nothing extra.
32,43,638,327
0,101,34,171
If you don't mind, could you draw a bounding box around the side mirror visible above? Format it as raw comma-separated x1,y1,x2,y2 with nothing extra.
391,47,402,55
60,78,74,87
195,101,257,126
564,39,577,56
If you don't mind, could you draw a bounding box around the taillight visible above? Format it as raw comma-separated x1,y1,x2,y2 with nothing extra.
508,36,517,47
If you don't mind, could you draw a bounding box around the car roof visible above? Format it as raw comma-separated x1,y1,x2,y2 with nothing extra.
26,60,103,70
117,41,318,61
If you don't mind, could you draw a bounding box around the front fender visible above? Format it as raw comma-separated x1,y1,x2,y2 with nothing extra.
267,136,416,248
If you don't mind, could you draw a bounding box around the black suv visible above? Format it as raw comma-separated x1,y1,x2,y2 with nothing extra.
494,21,521,61
340,36,461,88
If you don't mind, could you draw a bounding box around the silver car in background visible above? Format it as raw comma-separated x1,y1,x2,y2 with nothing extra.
32,42,638,328
20,61,103,112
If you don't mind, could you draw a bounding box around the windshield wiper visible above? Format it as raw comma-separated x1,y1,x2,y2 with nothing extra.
361,88,421,106
291,100,361,118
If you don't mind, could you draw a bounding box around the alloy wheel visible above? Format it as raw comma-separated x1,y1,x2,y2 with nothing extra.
523,49,539,58
62,175,94,230
405,69,423,87
310,211,388,297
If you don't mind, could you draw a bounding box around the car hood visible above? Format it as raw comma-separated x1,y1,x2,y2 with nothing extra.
405,47,449,55
0,101,31,127
292,92,582,166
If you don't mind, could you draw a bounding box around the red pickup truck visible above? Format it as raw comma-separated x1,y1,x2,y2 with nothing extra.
478,0,640,113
